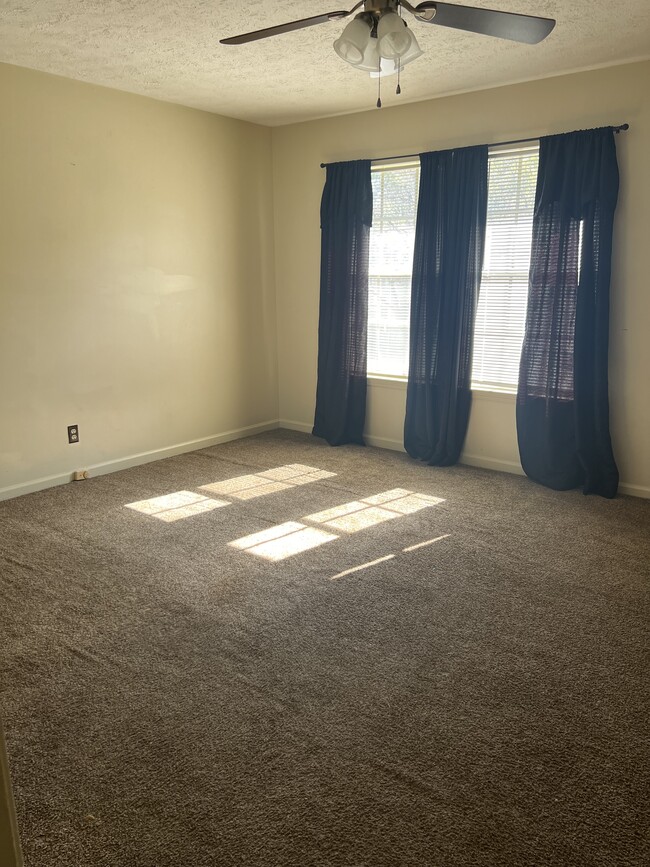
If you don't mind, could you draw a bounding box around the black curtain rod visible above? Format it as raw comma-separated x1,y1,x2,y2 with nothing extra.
319,123,629,168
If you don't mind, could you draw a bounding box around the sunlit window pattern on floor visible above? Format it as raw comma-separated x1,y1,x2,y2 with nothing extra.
331,534,452,581
200,465,336,500
229,488,446,562
403,534,451,552
305,489,445,533
229,521,337,562
125,491,230,523
330,554,396,580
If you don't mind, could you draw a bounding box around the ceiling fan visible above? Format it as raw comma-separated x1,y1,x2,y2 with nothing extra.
220,1,555,51
220,1,555,106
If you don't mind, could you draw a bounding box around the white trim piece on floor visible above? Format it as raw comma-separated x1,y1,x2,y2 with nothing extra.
0,420,280,503
0,721,24,867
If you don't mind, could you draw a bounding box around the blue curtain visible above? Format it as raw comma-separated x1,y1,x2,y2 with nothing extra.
404,146,488,465
313,160,372,446
517,128,619,497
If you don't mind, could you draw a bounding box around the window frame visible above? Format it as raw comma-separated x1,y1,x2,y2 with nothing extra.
471,141,539,395
366,143,540,396
367,157,420,382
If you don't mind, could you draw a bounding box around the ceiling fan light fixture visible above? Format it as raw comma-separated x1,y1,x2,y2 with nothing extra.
333,14,372,65
376,10,412,59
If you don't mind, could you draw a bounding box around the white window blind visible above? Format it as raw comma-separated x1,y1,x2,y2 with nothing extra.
368,161,420,378
471,144,539,392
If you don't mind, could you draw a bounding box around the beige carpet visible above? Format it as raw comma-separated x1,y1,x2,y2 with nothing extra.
1,430,649,866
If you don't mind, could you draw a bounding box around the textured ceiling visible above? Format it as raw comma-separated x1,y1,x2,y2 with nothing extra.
1,1,649,125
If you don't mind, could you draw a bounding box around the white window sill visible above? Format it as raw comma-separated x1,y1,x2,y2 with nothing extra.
471,388,517,404
368,375,407,390
368,375,517,402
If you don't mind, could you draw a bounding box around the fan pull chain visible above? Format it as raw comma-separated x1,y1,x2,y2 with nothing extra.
376,52,382,108
396,3,403,95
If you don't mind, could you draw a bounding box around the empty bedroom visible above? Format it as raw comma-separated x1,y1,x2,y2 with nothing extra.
1,2,649,865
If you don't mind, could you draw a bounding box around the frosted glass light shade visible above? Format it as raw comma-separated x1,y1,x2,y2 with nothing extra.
396,31,423,66
333,16,372,65
369,32,422,76
358,42,400,78
377,11,412,59
356,36,381,72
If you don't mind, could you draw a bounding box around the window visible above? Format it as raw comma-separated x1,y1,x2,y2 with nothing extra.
368,161,420,378
367,144,539,393
471,144,539,392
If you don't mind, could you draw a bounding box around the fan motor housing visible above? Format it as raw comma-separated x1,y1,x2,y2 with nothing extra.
364,0,400,13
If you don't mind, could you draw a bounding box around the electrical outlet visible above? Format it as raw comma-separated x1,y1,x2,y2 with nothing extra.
67,424,79,444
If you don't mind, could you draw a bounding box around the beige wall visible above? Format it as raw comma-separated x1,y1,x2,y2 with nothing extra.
0,63,278,498
1,61,648,499
272,60,650,497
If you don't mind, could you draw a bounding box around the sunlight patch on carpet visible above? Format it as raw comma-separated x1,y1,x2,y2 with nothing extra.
305,489,445,533
229,521,306,550
200,465,336,500
321,506,399,533
125,491,229,522
228,487,447,563
304,501,367,523
330,554,396,580
330,534,452,580
229,480,293,500
403,534,451,552
229,521,337,561
362,488,413,505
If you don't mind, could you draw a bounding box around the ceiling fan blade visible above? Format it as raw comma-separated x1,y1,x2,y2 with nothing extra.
413,2,556,44
220,11,351,45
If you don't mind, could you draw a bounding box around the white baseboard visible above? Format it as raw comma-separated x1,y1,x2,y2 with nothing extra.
462,460,648,497
0,420,279,503
460,453,525,476
281,422,525,474
364,434,404,452
6,420,643,503
277,423,650,497
279,420,405,453
363,441,526,477
618,482,650,499
278,419,312,434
